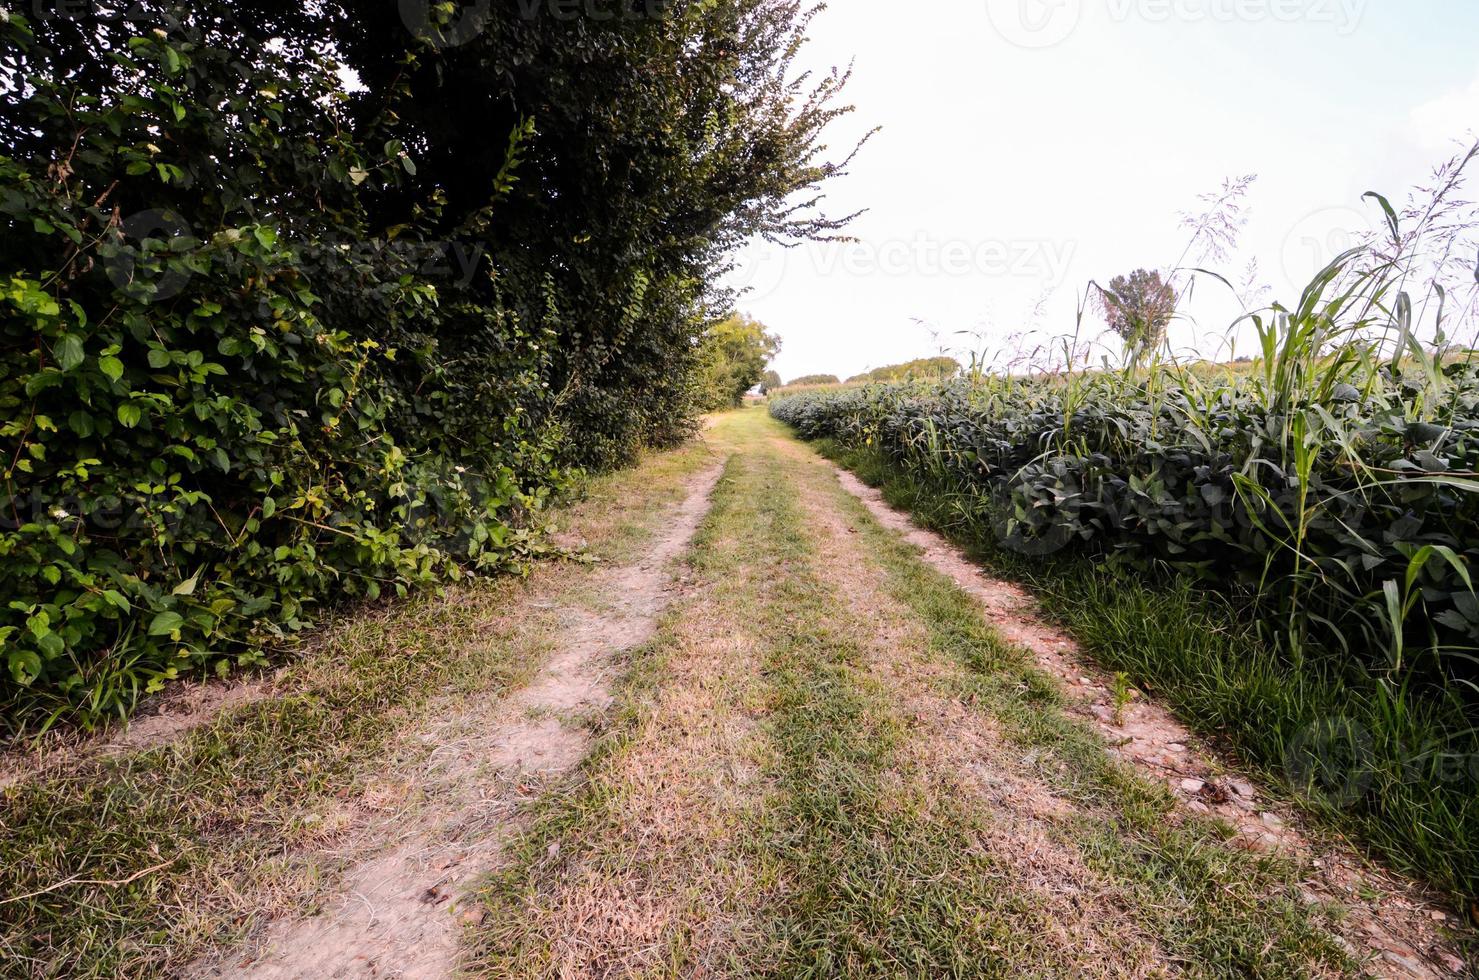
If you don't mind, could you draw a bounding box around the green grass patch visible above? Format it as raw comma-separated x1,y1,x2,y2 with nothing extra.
828,473,1355,975
743,456,1063,977
818,436,1479,922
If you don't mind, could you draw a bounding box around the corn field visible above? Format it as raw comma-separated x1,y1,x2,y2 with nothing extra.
775,175,1479,695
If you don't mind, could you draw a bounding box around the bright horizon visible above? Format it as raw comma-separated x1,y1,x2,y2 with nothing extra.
728,0,1479,384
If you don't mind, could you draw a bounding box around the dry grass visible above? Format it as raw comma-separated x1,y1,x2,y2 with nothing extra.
468,410,1363,978
470,457,786,976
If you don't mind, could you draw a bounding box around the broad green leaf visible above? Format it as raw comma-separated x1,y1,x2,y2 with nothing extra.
55,334,85,372
148,611,185,636
8,650,44,686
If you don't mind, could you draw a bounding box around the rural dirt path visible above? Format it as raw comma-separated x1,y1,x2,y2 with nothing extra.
1,408,1471,978
471,410,1469,977
190,464,726,978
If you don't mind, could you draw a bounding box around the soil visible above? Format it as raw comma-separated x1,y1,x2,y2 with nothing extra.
187,462,725,979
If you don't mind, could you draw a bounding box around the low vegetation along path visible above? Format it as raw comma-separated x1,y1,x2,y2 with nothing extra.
1,410,1470,978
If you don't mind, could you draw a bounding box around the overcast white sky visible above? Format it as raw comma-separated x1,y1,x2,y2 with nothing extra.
726,0,1479,383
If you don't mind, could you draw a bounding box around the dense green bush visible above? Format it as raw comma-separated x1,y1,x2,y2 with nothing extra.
0,11,565,730
772,296,1479,901
786,373,841,387
772,355,1479,685
0,0,863,731
772,166,1479,906
773,212,1479,686
818,435,1479,906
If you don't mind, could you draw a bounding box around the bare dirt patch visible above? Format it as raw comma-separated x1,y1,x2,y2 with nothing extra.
493,609,779,978
188,462,725,980
829,464,1467,978
0,673,281,794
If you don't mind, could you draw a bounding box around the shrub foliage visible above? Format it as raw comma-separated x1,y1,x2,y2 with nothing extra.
772,356,1479,686
0,1,862,730
846,357,961,384
772,302,1479,901
771,201,1479,698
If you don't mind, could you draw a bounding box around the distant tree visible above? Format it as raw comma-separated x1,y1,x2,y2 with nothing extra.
760,370,784,394
696,314,781,410
847,357,961,384
788,374,841,387
1098,269,1177,362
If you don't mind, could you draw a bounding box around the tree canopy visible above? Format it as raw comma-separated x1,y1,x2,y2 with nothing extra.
848,358,961,384
1097,269,1178,362
696,314,781,410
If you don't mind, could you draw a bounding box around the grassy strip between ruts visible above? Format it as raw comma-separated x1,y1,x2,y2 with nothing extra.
731,441,1092,974
0,438,718,979
823,457,1353,975
814,434,1479,924
471,410,1355,977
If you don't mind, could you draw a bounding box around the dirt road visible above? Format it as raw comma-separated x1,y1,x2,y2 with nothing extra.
0,410,1467,978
